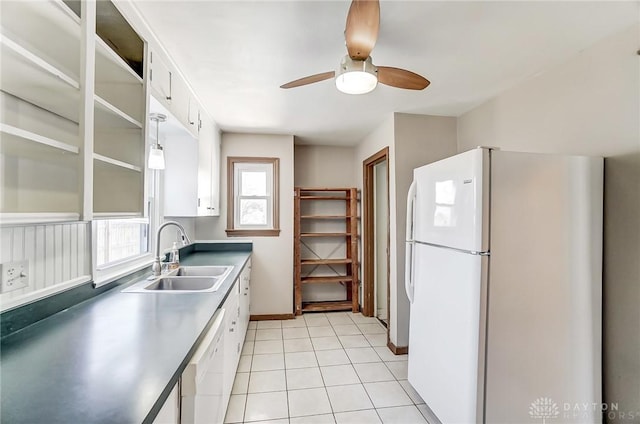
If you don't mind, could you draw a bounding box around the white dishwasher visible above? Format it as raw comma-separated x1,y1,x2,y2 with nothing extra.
181,309,226,424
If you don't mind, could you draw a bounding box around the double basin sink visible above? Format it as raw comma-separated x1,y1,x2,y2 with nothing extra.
124,265,234,293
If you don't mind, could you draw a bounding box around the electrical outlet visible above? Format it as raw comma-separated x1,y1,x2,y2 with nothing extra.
1,260,29,293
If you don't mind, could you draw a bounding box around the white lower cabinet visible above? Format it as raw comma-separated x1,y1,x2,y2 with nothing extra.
157,260,252,424
239,259,252,336
222,279,241,412
221,259,251,421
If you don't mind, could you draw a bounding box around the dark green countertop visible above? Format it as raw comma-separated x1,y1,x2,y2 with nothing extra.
0,242,252,424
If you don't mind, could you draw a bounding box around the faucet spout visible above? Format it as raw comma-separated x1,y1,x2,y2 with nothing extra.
152,221,192,276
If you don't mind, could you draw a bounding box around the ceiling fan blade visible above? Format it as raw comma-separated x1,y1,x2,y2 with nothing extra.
280,71,335,89
345,0,380,60
377,66,430,90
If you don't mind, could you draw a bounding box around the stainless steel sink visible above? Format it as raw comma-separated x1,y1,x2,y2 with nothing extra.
144,277,219,291
122,265,234,293
176,265,232,277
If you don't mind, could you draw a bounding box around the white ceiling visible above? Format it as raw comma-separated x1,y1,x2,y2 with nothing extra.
132,1,638,146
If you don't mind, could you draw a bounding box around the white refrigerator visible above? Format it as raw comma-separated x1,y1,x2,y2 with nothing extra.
405,148,603,424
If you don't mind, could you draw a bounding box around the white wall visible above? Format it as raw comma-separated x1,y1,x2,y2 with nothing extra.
196,133,294,316
354,115,399,342
392,113,459,346
457,23,640,420
294,144,356,187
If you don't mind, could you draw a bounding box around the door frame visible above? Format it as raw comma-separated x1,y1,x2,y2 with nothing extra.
362,147,390,318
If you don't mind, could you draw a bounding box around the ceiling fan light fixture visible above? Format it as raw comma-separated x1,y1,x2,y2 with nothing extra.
335,55,378,95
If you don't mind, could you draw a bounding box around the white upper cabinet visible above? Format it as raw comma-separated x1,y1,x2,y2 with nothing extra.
197,114,213,216
163,107,220,218
161,106,199,217
197,113,221,217
188,96,199,135
149,48,199,138
149,50,172,110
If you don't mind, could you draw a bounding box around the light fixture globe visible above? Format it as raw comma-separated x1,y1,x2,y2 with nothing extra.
335,56,378,95
148,145,165,170
148,113,167,170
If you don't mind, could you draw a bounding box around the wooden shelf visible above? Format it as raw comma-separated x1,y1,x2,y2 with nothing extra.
301,232,351,237
94,96,143,129
301,215,356,219
302,301,353,313
1,123,79,155
95,37,143,85
1,35,80,123
298,187,355,191
301,276,354,284
0,212,80,225
301,258,353,265
295,187,360,315
300,196,349,200
93,153,142,172
95,37,144,125
1,1,80,78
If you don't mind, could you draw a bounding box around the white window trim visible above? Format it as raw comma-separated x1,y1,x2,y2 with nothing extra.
233,162,274,230
226,157,280,237
91,217,152,288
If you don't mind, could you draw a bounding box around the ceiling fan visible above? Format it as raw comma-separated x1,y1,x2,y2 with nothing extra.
280,0,430,95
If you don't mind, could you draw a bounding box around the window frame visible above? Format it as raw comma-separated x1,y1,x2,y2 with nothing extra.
226,157,280,237
94,217,151,270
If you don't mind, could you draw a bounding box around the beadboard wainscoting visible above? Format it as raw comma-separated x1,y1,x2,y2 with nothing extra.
0,221,91,310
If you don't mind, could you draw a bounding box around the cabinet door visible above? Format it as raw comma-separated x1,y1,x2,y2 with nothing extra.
170,75,191,135
163,126,199,217
149,50,172,110
239,259,252,337
222,280,240,409
197,116,213,216
187,97,199,134
210,124,221,216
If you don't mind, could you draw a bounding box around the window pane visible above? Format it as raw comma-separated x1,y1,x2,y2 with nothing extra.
241,171,267,196
240,198,267,225
96,219,149,267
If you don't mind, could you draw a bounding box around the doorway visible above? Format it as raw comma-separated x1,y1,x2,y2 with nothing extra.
373,160,389,324
362,148,390,328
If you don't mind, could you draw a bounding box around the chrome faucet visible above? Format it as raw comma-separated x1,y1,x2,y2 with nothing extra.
152,221,192,276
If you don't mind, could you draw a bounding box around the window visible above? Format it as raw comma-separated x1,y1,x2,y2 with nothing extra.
226,157,280,237
95,218,150,268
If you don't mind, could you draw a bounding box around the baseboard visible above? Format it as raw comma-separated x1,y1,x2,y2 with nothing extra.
387,340,408,355
250,313,295,321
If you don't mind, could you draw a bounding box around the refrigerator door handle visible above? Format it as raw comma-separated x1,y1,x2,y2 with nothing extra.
405,180,417,303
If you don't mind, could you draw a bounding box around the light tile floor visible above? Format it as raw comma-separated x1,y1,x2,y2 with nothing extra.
225,312,428,424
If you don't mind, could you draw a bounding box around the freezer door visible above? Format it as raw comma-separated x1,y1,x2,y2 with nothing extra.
408,243,487,424
413,148,489,252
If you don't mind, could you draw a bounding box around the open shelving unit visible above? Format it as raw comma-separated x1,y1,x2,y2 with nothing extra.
0,0,147,223
0,0,82,222
91,2,146,217
294,187,360,315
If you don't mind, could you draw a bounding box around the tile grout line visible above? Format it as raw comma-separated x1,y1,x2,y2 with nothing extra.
282,322,291,423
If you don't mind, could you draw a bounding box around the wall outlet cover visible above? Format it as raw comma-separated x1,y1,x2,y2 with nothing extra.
1,260,29,293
